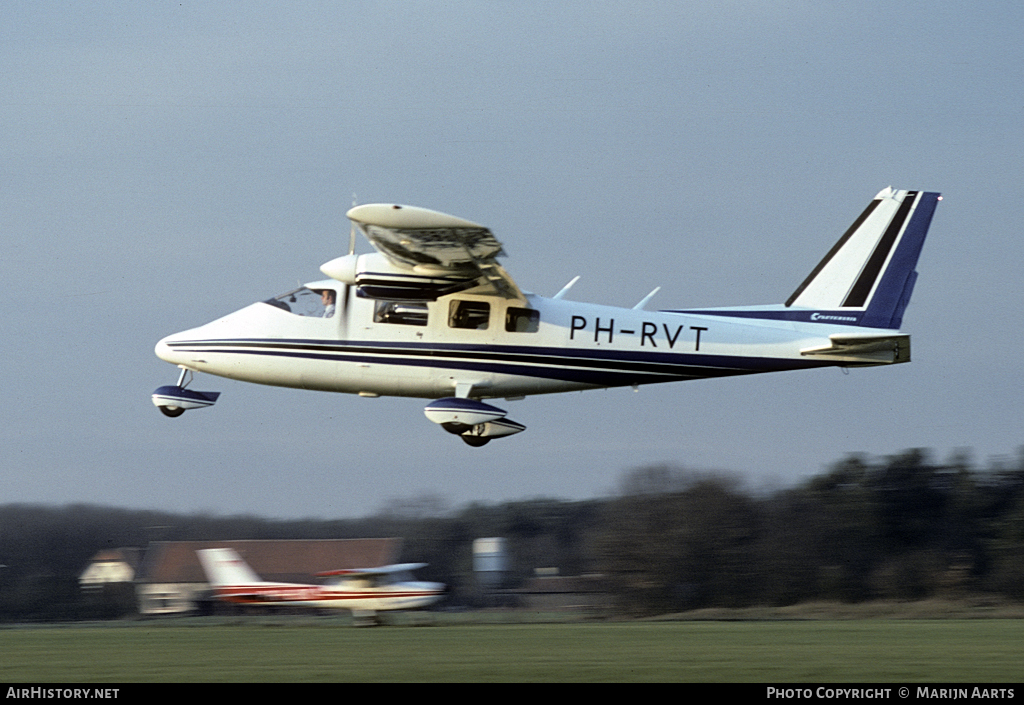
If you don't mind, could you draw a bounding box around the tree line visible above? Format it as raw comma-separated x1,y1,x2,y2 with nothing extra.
1,447,1022,620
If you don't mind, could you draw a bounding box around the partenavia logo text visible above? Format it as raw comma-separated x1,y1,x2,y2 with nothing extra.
811,312,859,322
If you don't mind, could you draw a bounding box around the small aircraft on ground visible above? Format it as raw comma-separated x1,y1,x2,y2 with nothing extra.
154,187,941,446
196,548,444,621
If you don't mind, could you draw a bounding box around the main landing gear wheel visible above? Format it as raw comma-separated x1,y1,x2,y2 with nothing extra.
159,406,186,418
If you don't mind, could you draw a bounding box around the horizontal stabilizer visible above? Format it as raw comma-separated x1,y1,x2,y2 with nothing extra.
800,333,910,365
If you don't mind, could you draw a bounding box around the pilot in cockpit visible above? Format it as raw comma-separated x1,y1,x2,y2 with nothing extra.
321,289,336,318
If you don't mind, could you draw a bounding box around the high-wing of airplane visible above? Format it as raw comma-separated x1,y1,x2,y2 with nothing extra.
154,187,941,446
195,548,444,620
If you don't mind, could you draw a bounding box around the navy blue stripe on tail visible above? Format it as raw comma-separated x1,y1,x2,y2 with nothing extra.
859,191,940,329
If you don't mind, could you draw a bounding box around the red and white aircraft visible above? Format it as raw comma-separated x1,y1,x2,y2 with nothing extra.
196,548,444,621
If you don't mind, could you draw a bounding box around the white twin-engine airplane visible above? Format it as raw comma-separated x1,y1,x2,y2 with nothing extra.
154,187,941,446
196,548,445,619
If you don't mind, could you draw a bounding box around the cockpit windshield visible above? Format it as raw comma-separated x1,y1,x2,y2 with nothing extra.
263,287,336,318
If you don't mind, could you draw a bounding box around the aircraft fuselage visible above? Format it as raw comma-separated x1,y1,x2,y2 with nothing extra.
214,580,444,612
156,287,878,401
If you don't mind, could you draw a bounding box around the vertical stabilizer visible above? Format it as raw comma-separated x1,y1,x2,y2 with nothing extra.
197,548,264,587
786,188,940,329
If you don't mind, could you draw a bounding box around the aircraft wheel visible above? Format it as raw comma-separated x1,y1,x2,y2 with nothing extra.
461,435,490,447
159,406,186,418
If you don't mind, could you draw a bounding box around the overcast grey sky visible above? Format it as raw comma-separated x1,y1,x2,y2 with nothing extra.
2,2,1021,518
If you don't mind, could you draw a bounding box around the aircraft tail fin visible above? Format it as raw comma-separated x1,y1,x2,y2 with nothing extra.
197,548,264,587
786,188,940,329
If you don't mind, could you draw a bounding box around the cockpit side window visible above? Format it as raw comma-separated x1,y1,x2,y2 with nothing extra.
263,287,337,318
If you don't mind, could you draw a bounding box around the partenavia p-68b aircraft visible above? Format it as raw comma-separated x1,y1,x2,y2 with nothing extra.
154,187,940,446
196,548,444,619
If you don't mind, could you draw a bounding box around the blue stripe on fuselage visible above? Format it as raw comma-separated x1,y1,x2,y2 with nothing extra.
165,338,828,387
661,309,865,324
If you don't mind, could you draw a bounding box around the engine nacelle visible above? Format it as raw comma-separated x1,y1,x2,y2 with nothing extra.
321,252,475,301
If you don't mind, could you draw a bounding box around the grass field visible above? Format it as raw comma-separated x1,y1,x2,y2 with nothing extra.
1,617,1022,682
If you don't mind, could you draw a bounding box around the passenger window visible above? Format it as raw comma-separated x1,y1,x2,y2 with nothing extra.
505,307,540,333
449,300,490,330
374,301,428,326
